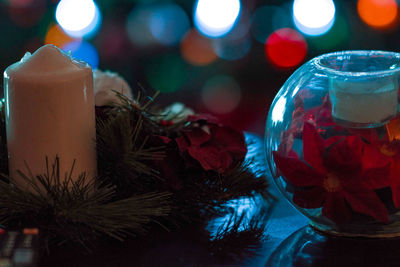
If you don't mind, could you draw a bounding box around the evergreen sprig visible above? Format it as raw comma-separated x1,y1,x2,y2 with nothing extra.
170,160,271,223
208,210,269,262
96,92,165,197
0,157,171,246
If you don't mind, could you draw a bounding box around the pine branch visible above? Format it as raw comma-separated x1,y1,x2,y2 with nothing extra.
171,159,271,223
96,106,165,197
218,160,271,201
0,157,172,246
207,203,270,263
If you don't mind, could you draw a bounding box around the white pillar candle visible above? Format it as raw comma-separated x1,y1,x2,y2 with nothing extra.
329,76,398,127
3,44,97,189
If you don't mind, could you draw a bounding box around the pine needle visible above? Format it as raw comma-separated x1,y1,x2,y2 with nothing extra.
0,157,171,246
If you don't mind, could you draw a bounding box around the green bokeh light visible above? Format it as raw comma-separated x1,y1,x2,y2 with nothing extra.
307,15,350,50
145,53,187,93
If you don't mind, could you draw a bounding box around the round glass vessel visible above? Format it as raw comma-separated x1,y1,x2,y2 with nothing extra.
266,51,400,237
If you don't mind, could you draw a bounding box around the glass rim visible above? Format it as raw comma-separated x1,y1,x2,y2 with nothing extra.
314,50,400,78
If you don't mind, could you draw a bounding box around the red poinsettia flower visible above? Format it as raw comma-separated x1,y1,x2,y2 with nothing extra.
304,94,336,128
360,135,400,208
175,114,247,173
279,94,336,156
349,120,400,208
379,119,400,208
273,122,390,223
388,145,400,207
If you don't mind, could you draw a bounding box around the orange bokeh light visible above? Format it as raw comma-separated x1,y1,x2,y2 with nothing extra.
357,0,398,28
180,29,217,66
45,24,80,49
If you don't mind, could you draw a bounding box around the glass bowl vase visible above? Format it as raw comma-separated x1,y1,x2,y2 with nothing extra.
265,50,400,237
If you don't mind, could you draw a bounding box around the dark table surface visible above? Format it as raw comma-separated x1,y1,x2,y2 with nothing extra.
40,134,309,267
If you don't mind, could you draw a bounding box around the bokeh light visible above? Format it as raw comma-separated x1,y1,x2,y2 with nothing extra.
212,35,251,61
62,41,99,68
149,4,190,46
45,24,79,48
56,0,101,38
293,0,335,36
126,5,156,47
8,0,46,28
8,0,34,8
357,0,398,29
308,15,349,50
181,29,217,66
74,2,101,38
251,5,291,44
202,75,241,114
98,23,130,60
222,7,251,41
145,54,187,93
265,28,307,68
194,0,241,38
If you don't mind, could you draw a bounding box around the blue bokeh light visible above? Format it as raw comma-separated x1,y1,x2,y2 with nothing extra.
212,35,251,61
251,5,291,44
293,0,336,36
194,0,241,38
56,0,101,38
149,4,190,46
62,41,99,69
126,5,155,47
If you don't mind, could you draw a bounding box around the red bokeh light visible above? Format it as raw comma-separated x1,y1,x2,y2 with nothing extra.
265,28,307,68
8,0,46,28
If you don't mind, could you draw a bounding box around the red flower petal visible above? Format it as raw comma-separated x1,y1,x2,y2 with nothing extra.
323,136,344,149
363,143,392,168
175,136,190,152
362,166,391,190
323,192,352,224
273,151,324,187
305,95,335,127
288,150,299,158
390,161,400,208
325,136,364,173
187,145,232,172
159,120,174,126
349,128,380,144
210,125,247,155
361,145,391,189
293,187,325,209
303,122,326,173
342,182,389,223
157,135,172,144
184,128,211,146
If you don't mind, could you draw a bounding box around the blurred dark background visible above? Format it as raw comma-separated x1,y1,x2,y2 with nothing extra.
0,0,399,134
